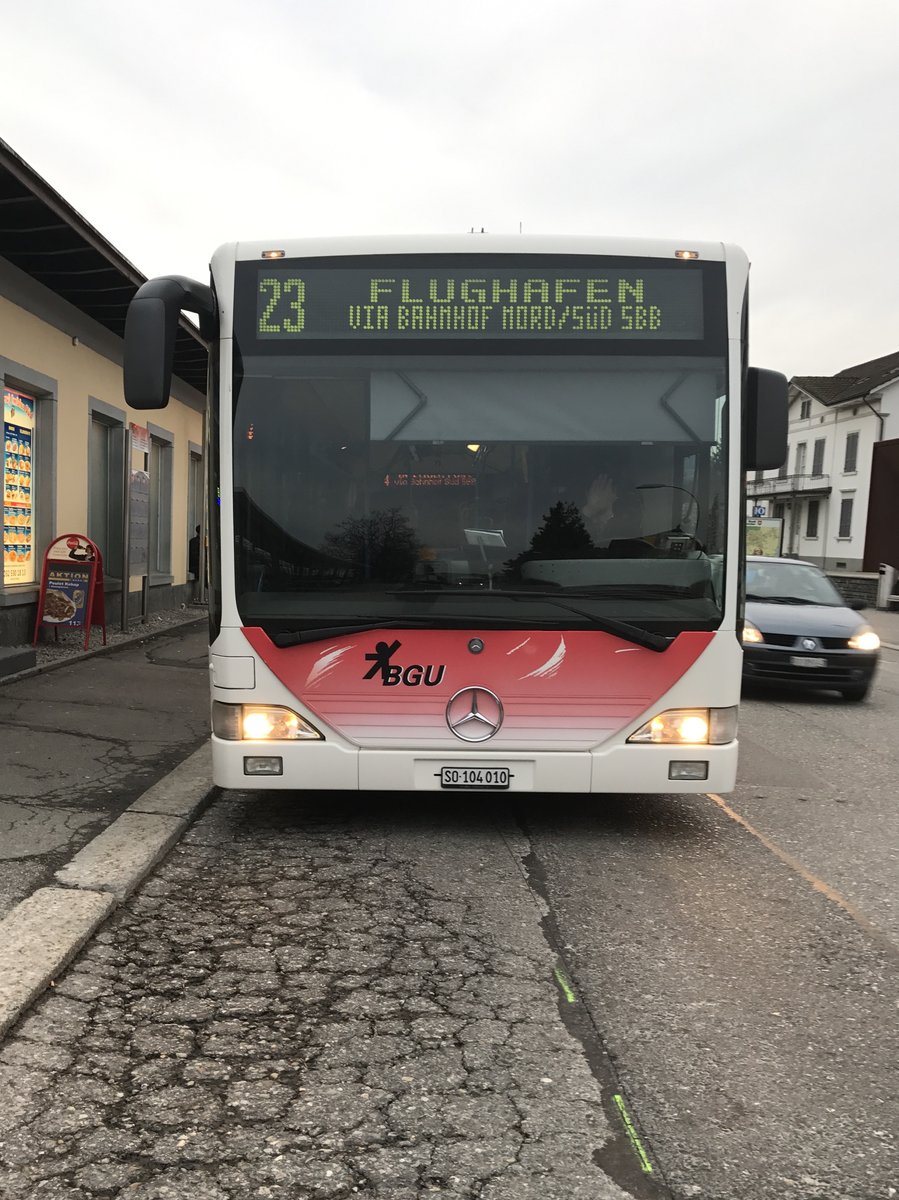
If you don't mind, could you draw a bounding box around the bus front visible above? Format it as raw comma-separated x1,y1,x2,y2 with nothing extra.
203,236,753,793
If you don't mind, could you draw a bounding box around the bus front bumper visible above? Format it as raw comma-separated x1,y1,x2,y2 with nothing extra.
212,737,738,794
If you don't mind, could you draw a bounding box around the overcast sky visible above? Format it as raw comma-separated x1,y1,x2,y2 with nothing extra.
4,0,897,378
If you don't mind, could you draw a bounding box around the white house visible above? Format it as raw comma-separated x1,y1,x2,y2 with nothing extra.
748,351,899,572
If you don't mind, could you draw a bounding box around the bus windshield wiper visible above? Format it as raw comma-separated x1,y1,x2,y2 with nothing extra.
272,618,440,647
387,589,670,652
271,612,558,647
504,592,670,651
568,583,703,599
746,594,819,605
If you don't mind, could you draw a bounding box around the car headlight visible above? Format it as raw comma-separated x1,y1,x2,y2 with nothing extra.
847,627,880,652
212,702,323,740
742,620,763,644
627,707,738,745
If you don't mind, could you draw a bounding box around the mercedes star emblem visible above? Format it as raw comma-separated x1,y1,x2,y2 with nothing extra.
446,687,504,742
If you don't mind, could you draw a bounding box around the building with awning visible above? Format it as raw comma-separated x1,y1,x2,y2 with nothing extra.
1,137,208,648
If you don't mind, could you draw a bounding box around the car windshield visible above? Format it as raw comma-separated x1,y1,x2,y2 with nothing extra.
745,560,845,606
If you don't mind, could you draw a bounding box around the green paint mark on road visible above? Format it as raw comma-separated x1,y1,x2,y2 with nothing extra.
553,965,576,1003
613,1093,654,1173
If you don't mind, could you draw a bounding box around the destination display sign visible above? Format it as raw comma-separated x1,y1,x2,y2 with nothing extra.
238,261,710,345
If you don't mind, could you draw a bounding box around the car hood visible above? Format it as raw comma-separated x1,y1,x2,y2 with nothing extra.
745,600,864,636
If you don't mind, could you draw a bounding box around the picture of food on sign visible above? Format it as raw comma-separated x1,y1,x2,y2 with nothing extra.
44,590,77,622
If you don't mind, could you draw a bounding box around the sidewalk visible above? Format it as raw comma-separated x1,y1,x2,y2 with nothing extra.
0,608,216,1037
0,607,210,912
12,602,209,680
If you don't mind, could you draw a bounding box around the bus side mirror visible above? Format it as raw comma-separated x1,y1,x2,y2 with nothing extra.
745,367,788,471
124,276,216,410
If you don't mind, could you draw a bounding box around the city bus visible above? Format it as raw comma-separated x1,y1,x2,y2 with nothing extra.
124,236,787,793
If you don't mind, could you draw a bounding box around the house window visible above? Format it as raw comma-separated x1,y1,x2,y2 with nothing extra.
838,497,853,538
149,429,173,574
774,503,785,520
844,431,859,473
799,399,811,419
806,500,819,538
795,443,807,475
3,387,37,586
811,438,825,477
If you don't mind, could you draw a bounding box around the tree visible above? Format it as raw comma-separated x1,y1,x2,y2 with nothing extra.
322,508,420,582
504,501,594,577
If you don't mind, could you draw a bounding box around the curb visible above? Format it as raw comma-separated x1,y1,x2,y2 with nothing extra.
0,742,216,1041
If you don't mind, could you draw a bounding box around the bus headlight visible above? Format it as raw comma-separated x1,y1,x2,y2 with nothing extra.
212,702,323,741
627,707,737,745
847,627,880,652
742,620,764,644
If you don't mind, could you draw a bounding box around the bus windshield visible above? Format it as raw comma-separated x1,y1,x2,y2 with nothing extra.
232,354,728,634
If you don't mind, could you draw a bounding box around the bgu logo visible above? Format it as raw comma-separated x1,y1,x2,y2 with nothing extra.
363,639,446,687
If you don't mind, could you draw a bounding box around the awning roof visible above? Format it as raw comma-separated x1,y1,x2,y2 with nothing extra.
0,138,207,396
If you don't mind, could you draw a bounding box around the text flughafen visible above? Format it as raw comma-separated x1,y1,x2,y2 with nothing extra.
257,273,686,336
356,276,660,333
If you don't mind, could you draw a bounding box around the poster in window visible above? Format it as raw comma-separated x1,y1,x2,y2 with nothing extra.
130,422,150,454
129,468,150,574
3,388,35,586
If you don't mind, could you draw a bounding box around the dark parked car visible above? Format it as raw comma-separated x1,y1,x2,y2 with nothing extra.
742,556,880,701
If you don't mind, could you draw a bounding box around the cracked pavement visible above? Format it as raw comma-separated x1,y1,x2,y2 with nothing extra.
0,792,658,1199
0,627,210,919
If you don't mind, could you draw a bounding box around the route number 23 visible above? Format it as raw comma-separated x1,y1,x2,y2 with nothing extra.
259,277,305,334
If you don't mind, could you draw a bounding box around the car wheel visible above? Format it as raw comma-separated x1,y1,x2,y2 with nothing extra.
840,682,871,702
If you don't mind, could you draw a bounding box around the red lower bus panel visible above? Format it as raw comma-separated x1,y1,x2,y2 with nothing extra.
242,627,714,751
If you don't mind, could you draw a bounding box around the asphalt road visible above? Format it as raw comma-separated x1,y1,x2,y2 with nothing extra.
519,640,899,1197
517,641,899,1197
0,637,897,1197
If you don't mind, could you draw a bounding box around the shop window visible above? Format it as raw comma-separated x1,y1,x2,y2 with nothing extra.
3,387,36,586
88,405,125,578
188,447,203,546
149,430,173,575
187,445,203,581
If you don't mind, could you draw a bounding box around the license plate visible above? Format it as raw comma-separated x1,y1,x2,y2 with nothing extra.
790,655,827,668
438,766,512,789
